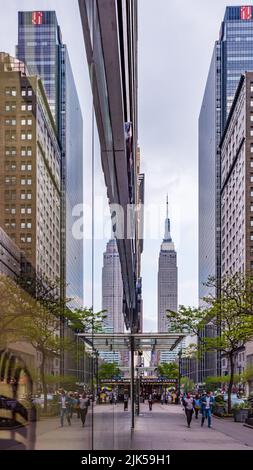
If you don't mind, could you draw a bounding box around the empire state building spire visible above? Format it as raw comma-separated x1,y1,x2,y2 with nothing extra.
163,195,173,245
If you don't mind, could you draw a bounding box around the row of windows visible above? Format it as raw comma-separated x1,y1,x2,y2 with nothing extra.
5,163,32,171
5,131,33,141
5,147,32,157
5,177,32,185
5,206,32,215
5,102,33,112
5,221,32,229
4,118,33,126
5,87,33,97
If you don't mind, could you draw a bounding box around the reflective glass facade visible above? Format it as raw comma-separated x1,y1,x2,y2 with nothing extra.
17,11,84,310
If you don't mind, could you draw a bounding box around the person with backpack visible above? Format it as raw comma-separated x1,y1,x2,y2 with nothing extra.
193,393,201,419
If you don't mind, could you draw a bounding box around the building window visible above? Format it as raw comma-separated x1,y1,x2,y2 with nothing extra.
6,130,16,141
5,102,16,111
21,119,26,126
21,88,26,97
27,132,32,140
5,87,16,96
5,118,16,126
27,88,33,97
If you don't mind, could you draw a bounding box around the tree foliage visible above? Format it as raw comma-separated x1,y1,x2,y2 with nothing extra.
98,362,121,380
157,362,179,379
167,274,253,412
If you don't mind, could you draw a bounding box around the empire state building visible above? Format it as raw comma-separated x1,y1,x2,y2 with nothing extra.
157,198,178,333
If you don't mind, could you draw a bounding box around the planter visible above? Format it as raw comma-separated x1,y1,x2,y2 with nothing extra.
233,409,249,423
214,404,226,416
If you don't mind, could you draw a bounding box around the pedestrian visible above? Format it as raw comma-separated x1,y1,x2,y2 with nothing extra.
148,393,153,411
74,392,81,418
200,391,215,428
59,390,71,427
79,393,90,427
113,391,117,405
183,392,194,428
193,393,200,419
123,392,129,411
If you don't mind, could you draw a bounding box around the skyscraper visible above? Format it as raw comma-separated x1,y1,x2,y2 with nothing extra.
157,199,178,363
220,72,253,384
199,5,253,378
0,53,61,280
17,10,83,310
100,238,124,365
102,239,124,334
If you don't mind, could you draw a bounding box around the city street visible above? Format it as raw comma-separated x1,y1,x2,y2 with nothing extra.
5,403,253,450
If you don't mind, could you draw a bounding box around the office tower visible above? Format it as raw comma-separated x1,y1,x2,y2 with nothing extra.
102,239,124,334
79,0,142,334
157,199,178,363
0,53,61,279
99,238,125,365
0,52,60,374
220,72,253,383
17,10,83,310
199,6,253,379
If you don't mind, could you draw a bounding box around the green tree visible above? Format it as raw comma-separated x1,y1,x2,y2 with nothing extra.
167,285,253,412
98,362,121,380
18,274,106,412
181,377,195,393
157,362,179,379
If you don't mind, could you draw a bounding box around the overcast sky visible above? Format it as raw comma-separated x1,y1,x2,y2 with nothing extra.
0,0,245,331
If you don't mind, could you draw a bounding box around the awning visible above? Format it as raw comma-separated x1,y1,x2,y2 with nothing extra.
76,332,185,352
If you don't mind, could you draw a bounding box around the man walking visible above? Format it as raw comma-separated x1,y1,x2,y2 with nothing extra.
183,392,194,428
123,392,129,411
59,390,71,427
200,391,215,428
148,393,153,411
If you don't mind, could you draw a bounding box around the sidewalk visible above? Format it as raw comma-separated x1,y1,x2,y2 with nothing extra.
2,402,253,450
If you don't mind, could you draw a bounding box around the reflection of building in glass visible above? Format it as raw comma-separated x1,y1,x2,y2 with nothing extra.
79,0,143,333
100,239,127,366
17,10,83,310
199,6,253,380
0,52,61,280
0,52,60,377
0,226,21,278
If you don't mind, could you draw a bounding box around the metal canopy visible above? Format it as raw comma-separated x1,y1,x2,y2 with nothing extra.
77,332,185,352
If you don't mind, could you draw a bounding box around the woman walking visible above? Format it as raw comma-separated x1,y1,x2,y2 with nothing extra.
79,393,90,427
183,392,194,428
194,394,200,419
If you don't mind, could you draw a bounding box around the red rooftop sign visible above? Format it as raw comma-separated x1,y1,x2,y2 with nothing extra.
32,11,43,25
240,6,252,20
